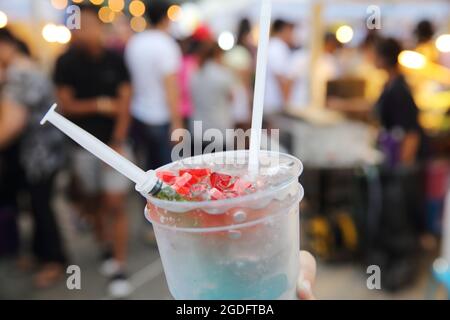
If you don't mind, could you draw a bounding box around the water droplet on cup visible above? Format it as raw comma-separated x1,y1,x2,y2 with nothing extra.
233,210,247,223
228,230,241,239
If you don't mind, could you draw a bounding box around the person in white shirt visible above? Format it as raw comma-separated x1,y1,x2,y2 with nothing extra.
315,32,341,108
265,19,296,117
191,43,235,151
125,1,183,170
288,48,310,109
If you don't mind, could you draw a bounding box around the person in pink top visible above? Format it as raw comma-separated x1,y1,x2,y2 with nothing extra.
178,25,213,129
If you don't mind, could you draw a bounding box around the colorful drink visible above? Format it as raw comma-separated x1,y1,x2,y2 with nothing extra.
145,150,303,300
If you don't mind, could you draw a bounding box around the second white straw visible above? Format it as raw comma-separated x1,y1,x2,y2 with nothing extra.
248,0,272,177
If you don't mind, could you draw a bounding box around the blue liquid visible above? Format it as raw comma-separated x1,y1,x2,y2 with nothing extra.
170,256,290,300
196,273,288,300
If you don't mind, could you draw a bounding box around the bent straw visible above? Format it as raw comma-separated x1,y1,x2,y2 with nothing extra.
41,104,159,196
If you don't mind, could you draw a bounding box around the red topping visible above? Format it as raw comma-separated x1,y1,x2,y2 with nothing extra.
156,171,177,185
210,172,235,191
179,168,211,179
175,173,193,185
173,184,190,196
209,188,226,200
232,179,253,194
190,183,207,194
160,167,255,201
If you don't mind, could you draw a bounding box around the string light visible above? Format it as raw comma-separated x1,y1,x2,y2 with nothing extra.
167,5,182,22
398,50,427,69
42,24,71,44
109,0,124,12
51,0,68,10
218,31,235,51
0,11,7,29
98,6,115,23
436,34,450,53
336,25,354,44
129,0,145,17
130,16,146,32
176,4,199,36
57,25,72,44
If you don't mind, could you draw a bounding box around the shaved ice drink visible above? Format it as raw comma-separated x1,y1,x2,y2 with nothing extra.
145,151,303,300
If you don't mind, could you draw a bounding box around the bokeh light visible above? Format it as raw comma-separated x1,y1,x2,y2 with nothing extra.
177,4,200,37
336,25,354,44
51,0,68,10
398,50,427,69
98,6,115,23
129,0,146,17
130,16,147,32
72,0,84,4
109,0,124,12
167,5,182,22
90,0,104,5
433,258,449,274
435,34,450,53
56,25,72,44
0,11,7,29
42,24,71,44
218,31,235,51
42,24,57,43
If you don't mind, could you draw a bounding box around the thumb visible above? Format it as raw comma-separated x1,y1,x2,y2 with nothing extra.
297,251,317,300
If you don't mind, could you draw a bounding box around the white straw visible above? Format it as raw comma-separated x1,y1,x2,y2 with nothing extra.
248,0,272,177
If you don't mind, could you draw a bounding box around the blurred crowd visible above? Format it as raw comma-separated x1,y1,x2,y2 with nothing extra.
0,0,449,298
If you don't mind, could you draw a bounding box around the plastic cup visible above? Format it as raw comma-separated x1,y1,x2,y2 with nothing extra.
145,150,303,300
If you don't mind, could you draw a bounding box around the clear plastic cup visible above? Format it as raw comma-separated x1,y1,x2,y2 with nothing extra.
145,150,303,300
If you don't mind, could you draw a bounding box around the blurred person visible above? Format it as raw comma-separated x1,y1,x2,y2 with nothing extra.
287,25,309,110
191,42,236,151
355,31,386,103
374,38,426,165
125,0,183,170
223,19,255,130
53,4,132,298
105,14,134,54
288,50,311,110
329,37,425,165
178,37,200,130
316,32,342,108
0,28,67,287
333,38,426,289
414,20,439,63
326,31,385,119
178,26,213,131
370,40,425,289
265,19,296,119
236,18,257,62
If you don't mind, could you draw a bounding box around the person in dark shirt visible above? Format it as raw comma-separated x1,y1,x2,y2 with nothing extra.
328,37,424,165
374,37,424,165
0,28,66,288
53,4,132,298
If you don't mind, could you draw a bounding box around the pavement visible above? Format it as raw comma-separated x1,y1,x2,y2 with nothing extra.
0,191,446,300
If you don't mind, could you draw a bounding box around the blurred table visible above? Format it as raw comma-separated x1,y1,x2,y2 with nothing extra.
271,110,383,169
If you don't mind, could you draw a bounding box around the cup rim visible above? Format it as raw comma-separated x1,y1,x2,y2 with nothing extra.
146,150,303,212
